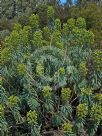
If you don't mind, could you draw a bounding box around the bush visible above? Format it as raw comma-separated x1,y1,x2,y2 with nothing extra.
1,6,102,136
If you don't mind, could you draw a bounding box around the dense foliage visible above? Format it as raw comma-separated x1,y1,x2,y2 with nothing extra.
0,4,102,136
69,3,102,45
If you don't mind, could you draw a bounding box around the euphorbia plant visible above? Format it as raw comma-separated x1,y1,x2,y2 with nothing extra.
1,5,102,136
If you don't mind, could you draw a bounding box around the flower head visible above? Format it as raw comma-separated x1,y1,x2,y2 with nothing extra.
77,103,88,118
27,110,38,125
61,88,71,101
8,95,20,106
43,86,52,98
17,64,26,75
90,104,102,122
62,121,73,133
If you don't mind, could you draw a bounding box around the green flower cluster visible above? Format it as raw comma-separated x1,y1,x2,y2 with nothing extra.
62,23,69,35
58,67,65,74
61,88,71,101
19,26,31,45
72,27,94,46
36,63,44,76
14,23,22,32
8,95,20,106
62,121,73,133
5,25,31,47
55,19,61,31
67,18,75,30
76,17,86,29
52,30,64,48
76,103,88,118
86,30,94,45
1,47,11,65
43,86,52,98
92,49,102,71
5,30,20,47
90,104,102,122
17,64,26,75
81,88,92,95
94,94,102,104
0,104,4,116
47,6,54,19
32,30,43,47
29,14,39,29
27,110,37,125
79,62,88,76
62,18,75,35
43,26,51,41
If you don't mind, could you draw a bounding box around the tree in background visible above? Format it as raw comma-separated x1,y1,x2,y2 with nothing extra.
69,2,102,46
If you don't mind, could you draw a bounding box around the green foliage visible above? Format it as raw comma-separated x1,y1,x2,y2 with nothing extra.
0,105,4,116
52,114,62,127
69,3,102,44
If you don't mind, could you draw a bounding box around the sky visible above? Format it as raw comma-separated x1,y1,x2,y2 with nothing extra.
60,0,67,4
60,0,76,4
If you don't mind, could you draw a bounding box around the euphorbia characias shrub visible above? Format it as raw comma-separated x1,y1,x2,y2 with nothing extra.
0,6,102,136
